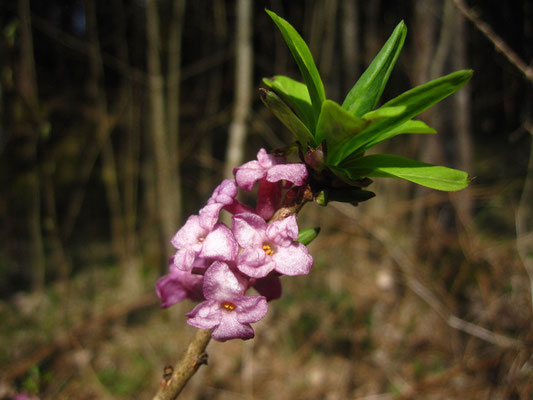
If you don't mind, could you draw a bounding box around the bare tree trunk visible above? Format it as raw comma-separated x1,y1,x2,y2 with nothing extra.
18,0,45,292
112,0,140,262
341,0,359,93
410,0,444,254
224,0,253,178
85,0,127,266
451,6,473,225
166,0,186,224
364,0,380,66
199,0,227,198
320,0,339,100
146,0,180,259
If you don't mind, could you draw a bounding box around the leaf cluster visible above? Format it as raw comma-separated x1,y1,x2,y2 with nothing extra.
262,10,472,202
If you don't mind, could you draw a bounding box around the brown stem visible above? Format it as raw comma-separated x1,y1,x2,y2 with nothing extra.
452,0,533,83
152,329,212,400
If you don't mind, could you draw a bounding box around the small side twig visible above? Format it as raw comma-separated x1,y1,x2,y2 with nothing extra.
152,329,212,400
452,0,533,83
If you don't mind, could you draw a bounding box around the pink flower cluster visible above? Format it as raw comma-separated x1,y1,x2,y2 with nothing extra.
156,149,313,341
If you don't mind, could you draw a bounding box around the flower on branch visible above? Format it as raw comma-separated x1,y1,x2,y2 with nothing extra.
187,262,268,341
233,213,313,278
171,215,238,272
156,261,204,308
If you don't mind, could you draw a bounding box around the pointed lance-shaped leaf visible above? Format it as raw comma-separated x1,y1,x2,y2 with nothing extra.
342,21,407,117
263,75,315,133
340,119,437,164
259,88,315,147
266,9,326,126
332,69,474,165
315,100,369,164
340,154,470,191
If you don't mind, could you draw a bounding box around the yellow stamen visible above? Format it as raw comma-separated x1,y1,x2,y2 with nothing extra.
262,244,274,256
221,301,236,311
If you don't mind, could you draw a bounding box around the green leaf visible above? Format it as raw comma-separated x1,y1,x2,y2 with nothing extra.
362,106,406,121
297,227,321,245
321,188,376,205
340,154,470,191
263,75,315,132
259,88,315,147
332,69,473,165
266,9,326,124
341,119,436,164
315,100,369,163
342,21,407,117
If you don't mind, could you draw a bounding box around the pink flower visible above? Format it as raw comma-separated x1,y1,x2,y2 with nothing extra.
171,215,238,271
233,148,308,191
233,149,308,219
187,262,268,341
232,213,313,278
156,263,204,308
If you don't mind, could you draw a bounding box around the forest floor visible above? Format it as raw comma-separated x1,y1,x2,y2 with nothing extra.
1,188,532,400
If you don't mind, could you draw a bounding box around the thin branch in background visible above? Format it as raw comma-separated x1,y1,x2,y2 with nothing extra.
224,0,253,179
516,122,533,309
452,0,533,83
332,203,523,349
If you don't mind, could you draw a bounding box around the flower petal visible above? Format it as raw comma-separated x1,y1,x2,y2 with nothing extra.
211,312,254,341
232,213,266,248
198,203,224,231
207,179,238,205
235,295,268,324
155,273,188,308
200,224,238,262
173,248,198,271
256,148,282,169
186,300,222,330
272,243,313,276
266,214,299,245
266,163,308,186
202,261,248,301
171,215,206,248
233,160,266,191
237,247,276,278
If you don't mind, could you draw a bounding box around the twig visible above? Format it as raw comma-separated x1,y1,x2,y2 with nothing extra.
2,293,158,384
452,0,533,83
516,123,533,309
152,329,212,400
331,203,523,349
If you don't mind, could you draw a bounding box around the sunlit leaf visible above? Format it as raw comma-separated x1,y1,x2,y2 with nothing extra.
362,106,406,121
342,21,407,117
266,9,326,124
332,70,473,165
263,75,315,132
315,100,368,163
260,88,315,147
340,154,470,191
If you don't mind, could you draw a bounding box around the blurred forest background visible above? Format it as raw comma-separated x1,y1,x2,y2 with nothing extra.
1,0,532,399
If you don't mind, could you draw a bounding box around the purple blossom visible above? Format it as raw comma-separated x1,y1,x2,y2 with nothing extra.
233,148,308,191
156,264,204,308
252,275,282,301
171,215,238,271
233,213,313,278
187,262,268,341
